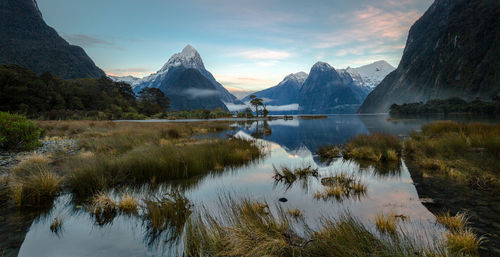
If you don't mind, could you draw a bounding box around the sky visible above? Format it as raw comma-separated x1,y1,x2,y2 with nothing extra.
37,0,434,96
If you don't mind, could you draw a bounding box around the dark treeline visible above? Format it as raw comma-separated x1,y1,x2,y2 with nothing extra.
0,65,231,120
389,97,500,115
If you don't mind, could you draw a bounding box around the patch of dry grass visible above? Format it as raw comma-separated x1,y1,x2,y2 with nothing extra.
375,213,398,234
343,133,402,163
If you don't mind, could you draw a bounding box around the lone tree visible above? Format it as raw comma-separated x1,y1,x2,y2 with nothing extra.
249,95,264,117
138,88,169,116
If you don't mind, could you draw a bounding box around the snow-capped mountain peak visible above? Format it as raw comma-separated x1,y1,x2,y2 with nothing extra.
160,44,205,72
340,60,395,89
282,72,308,85
311,61,334,72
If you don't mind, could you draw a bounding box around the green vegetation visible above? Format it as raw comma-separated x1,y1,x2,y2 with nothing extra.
298,115,328,119
0,112,42,151
404,121,500,188
165,108,232,120
390,97,500,115
0,65,233,120
185,197,448,257
343,133,402,163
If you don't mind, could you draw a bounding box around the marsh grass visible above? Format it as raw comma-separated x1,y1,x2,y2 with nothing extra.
66,138,262,198
315,173,367,201
404,121,500,188
436,212,468,232
343,133,402,163
89,192,117,226
185,197,447,257
375,213,398,234
273,165,318,183
273,165,319,191
143,190,192,245
7,155,62,207
287,208,303,219
118,193,139,214
445,229,483,256
317,145,342,163
50,216,64,234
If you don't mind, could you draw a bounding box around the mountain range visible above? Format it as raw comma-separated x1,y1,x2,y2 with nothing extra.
110,45,242,106
359,0,500,113
242,61,394,114
0,0,105,79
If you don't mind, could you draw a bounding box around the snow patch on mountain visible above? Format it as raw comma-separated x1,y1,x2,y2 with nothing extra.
341,61,395,89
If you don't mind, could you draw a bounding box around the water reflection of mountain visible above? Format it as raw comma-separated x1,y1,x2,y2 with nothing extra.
241,116,369,154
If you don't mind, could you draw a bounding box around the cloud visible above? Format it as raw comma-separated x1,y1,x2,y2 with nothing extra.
105,68,154,77
64,34,118,48
266,104,299,112
314,6,421,50
183,88,218,99
225,103,249,112
236,49,292,60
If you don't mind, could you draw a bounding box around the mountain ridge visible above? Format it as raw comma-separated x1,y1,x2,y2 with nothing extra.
0,0,105,79
358,0,500,113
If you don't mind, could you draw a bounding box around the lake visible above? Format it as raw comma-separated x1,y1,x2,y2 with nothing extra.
6,114,499,256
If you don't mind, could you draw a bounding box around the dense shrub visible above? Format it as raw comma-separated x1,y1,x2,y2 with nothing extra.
0,112,42,151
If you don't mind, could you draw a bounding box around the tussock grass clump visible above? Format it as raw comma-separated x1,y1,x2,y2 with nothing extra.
445,229,482,256
436,212,468,232
343,133,402,163
89,192,117,226
318,145,342,163
185,197,447,257
315,173,367,201
66,138,262,198
118,193,139,213
143,190,192,244
404,121,500,188
7,155,62,207
287,208,303,219
375,213,398,234
273,165,318,184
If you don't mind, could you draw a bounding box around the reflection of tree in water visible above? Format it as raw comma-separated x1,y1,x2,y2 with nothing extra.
251,120,272,139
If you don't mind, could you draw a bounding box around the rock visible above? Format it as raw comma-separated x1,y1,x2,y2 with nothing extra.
278,198,288,203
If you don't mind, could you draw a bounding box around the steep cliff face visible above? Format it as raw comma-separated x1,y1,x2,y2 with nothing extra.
0,0,105,79
359,0,500,113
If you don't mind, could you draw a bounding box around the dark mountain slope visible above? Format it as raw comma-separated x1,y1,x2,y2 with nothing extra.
161,69,229,111
359,0,500,113
0,0,105,79
299,62,368,114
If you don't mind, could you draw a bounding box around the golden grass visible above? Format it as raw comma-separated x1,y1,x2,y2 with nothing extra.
315,173,367,201
343,133,402,163
7,155,62,207
273,165,318,185
375,213,398,234
118,193,139,213
404,121,500,187
436,212,468,232
317,145,341,163
445,229,482,256
185,197,447,257
286,208,302,219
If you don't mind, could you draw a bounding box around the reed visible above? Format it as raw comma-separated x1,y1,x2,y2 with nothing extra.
343,133,402,163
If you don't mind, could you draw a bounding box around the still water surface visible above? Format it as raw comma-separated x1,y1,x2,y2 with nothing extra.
17,115,497,257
